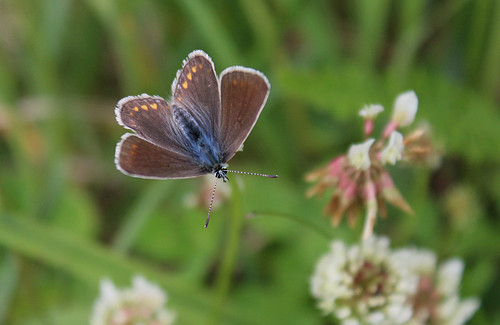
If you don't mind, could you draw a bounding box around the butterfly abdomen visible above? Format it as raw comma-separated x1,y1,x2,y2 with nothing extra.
173,105,222,171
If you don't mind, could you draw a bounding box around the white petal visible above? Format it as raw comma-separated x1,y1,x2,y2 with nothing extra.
385,303,403,318
348,138,375,170
414,250,437,274
437,258,464,296
335,306,352,319
438,295,459,319
447,298,481,325
394,305,413,324
91,279,121,325
100,279,120,301
343,317,361,325
380,131,405,165
366,311,385,324
359,104,384,119
392,91,418,127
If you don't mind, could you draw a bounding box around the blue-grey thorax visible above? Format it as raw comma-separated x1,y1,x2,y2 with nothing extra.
173,105,223,172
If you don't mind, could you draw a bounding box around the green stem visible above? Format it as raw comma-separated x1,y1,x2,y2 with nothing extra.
210,179,244,324
0,253,20,324
112,181,173,254
250,210,335,240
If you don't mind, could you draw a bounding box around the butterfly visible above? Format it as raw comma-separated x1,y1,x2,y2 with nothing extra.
114,50,277,227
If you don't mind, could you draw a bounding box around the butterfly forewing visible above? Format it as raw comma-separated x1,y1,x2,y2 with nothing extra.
172,51,220,137
116,134,208,179
219,67,270,161
116,94,189,155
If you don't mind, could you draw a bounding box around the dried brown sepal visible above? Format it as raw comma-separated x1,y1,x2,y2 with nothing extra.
382,187,413,214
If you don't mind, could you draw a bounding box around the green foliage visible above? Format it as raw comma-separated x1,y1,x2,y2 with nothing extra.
0,0,499,324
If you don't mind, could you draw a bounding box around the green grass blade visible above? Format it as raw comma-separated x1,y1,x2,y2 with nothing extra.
112,181,174,253
0,214,251,323
175,0,240,65
355,0,391,68
0,253,20,324
481,1,500,94
465,0,492,81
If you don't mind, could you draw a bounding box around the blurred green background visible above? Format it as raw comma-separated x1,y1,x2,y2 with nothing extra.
0,0,499,324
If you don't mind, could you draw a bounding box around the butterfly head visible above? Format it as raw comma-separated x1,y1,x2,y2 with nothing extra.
213,164,229,182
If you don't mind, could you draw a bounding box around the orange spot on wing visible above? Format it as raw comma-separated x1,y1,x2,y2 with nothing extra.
240,81,244,86
141,105,148,111
177,96,182,101
233,80,238,85
191,66,197,73
132,144,138,149
199,64,203,69
150,103,158,110
182,81,188,89
129,112,134,116
187,72,192,80
133,106,139,111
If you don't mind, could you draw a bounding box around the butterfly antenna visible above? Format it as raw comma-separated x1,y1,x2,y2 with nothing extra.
205,177,218,228
226,170,278,178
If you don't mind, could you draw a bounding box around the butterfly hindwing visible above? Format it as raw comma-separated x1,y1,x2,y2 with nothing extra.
219,67,270,161
115,134,208,179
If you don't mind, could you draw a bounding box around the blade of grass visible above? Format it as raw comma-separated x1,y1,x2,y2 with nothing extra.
85,0,160,93
0,253,20,324
175,0,240,66
387,0,471,87
0,214,246,324
250,210,335,240
112,181,174,254
398,0,427,28
465,0,492,81
210,178,244,325
480,1,500,95
355,0,391,68
298,0,341,64
238,0,282,63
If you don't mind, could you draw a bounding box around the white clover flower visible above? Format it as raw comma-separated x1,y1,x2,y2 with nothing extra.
434,259,480,325
439,298,480,325
359,104,384,120
91,275,176,325
311,236,418,324
348,138,375,170
391,91,418,127
391,249,480,325
381,131,405,165
436,258,463,296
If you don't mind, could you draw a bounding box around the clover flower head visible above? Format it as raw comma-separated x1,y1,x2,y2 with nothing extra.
311,236,418,324
306,147,412,238
91,275,176,325
392,249,480,325
305,91,438,238
312,239,480,325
